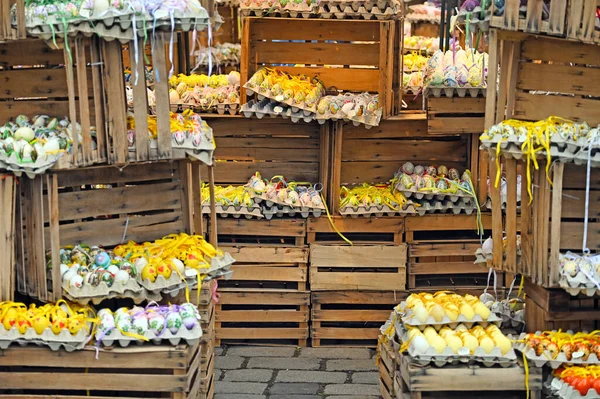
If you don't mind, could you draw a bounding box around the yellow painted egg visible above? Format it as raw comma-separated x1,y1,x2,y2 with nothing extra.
474,302,491,319
413,304,429,323
430,303,445,322
51,319,67,335
2,308,17,330
156,263,172,279
141,264,158,283
32,316,50,334
479,336,495,354
444,304,459,322
460,303,475,320
446,335,463,354
461,334,479,353
423,326,437,340
455,323,468,332
494,335,512,355
429,335,447,354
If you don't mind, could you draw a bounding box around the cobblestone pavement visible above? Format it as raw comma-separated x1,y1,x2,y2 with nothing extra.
214,346,380,399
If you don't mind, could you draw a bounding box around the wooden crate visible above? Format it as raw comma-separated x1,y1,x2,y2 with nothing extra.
525,278,600,333
311,291,403,347
426,97,486,135
396,353,543,399
217,245,309,291
0,38,108,169
216,290,310,346
310,244,407,291
307,216,404,245
16,161,195,302
491,160,600,287
0,0,25,42
480,29,600,202
490,0,568,35
408,240,493,290
566,0,600,44
201,118,329,196
378,338,398,399
0,342,211,399
331,118,478,212
209,218,307,246
241,17,395,117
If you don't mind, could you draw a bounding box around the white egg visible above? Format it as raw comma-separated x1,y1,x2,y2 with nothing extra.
107,265,120,275
413,304,429,323
132,317,149,335
114,270,130,284
62,270,76,283
69,274,84,288
14,127,35,142
412,335,430,354
43,138,61,153
59,263,70,276
93,0,110,13
34,142,45,160
134,257,148,270
170,258,185,274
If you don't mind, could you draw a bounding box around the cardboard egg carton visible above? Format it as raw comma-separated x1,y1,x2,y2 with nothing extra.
317,3,399,20
137,273,184,294
0,153,65,178
514,331,600,369
406,13,441,23
241,99,314,124
402,85,424,95
244,85,319,116
396,186,475,203
544,375,599,399
61,278,144,304
559,272,600,297
240,7,316,18
261,204,324,219
252,192,325,210
414,199,477,216
425,86,486,98
0,324,91,351
201,203,264,219
339,202,418,218
397,303,502,330
314,104,382,128
96,323,202,347
171,101,239,116
394,320,517,367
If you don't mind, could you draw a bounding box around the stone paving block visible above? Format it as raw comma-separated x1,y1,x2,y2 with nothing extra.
270,396,321,399
224,369,273,382
276,370,347,383
268,382,321,395
215,346,224,356
248,357,319,370
215,381,268,394
227,346,297,357
299,347,371,359
326,359,378,371
214,395,266,399
352,371,379,384
324,383,380,396
327,396,379,399
215,355,245,370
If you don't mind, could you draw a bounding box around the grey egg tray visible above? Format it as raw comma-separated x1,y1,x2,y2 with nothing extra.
544,375,600,399
240,8,316,18
339,203,418,218
0,324,90,352
315,109,381,128
397,187,475,203
397,305,502,330
425,86,487,98
244,86,318,116
513,330,600,369
201,203,264,219
0,154,63,178
317,4,400,19
262,205,324,219
559,272,600,297
414,199,477,216
394,320,518,367
170,101,239,116
96,323,202,347
241,99,315,124
481,141,600,167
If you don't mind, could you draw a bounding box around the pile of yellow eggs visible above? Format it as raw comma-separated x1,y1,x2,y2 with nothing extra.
407,324,512,355
402,292,492,323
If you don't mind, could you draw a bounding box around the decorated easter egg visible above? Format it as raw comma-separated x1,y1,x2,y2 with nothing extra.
414,165,425,176
100,270,114,287
51,318,67,335
141,264,158,282
62,269,76,284
401,162,415,175
166,312,183,334
448,168,460,180
107,264,120,276
425,165,437,176
148,314,165,335
114,270,130,285
120,261,137,277
85,270,101,287
95,251,111,268
183,316,199,330
437,165,448,177
69,274,84,289
132,316,149,335
179,303,197,320
156,263,172,279
32,315,50,334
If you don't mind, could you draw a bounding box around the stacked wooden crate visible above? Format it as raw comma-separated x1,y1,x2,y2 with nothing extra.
308,217,406,347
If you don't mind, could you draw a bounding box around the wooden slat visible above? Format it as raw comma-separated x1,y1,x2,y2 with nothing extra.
206,161,319,184
311,290,405,304
131,40,150,161
217,327,308,339
248,18,380,41
313,309,392,322
517,62,600,97
217,309,308,322
514,92,600,126
56,162,175,187
215,137,319,150
0,69,70,99
340,161,467,185
405,214,491,231
311,327,379,340
154,32,173,160
219,246,308,263
262,66,379,93
90,36,106,162
427,117,485,135
428,97,486,113
342,138,468,162
309,269,406,291
227,265,307,282
343,119,428,139
521,36,600,64
51,212,185,247
410,262,485,275
310,245,407,267
0,101,70,122
0,39,65,66
218,290,310,305
102,39,128,164
254,41,380,66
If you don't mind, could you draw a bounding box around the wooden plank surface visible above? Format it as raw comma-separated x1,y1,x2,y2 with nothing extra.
310,269,406,291
311,290,406,304
254,41,380,66
248,17,380,41
312,309,392,322
310,245,407,267
215,218,307,237
217,309,309,323
219,245,308,263
218,290,310,305
517,62,600,97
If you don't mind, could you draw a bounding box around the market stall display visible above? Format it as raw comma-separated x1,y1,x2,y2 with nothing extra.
424,48,489,97
168,72,240,115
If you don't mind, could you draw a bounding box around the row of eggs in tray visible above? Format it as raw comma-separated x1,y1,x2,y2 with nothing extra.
407,324,512,355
